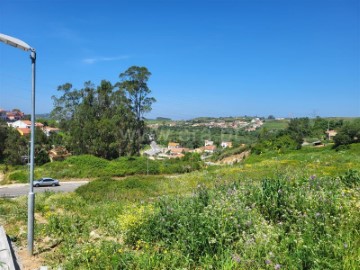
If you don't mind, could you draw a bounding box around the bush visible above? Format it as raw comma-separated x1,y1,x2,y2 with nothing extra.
339,169,360,187
8,170,28,183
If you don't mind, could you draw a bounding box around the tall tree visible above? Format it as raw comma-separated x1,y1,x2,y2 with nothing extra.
118,66,156,154
51,83,82,129
50,76,139,159
4,129,28,165
0,120,8,161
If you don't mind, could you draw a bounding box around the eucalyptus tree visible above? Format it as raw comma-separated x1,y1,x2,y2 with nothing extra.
117,66,156,154
0,120,8,161
50,78,136,158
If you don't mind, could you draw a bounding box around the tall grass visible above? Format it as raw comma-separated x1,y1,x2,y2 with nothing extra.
0,144,359,268
1,155,203,184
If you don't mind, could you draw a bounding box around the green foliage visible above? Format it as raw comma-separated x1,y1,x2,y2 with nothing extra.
252,134,298,154
211,144,249,161
50,66,155,159
118,66,156,155
75,176,161,203
7,170,28,183
156,125,257,149
0,120,8,161
35,149,50,165
119,172,359,269
3,128,28,165
339,169,360,187
334,119,360,148
34,154,202,180
1,143,360,269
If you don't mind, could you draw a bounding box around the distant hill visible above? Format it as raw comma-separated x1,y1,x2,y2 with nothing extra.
156,117,172,121
36,113,51,119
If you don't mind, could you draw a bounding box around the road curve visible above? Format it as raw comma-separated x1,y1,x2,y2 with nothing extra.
0,181,89,198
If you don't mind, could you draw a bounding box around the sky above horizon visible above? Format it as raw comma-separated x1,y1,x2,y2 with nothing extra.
0,0,359,120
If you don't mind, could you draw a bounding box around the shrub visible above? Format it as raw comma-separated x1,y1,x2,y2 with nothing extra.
339,169,360,187
8,170,28,183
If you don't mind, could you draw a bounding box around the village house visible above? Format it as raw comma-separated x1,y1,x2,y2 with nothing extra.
7,120,59,137
204,140,214,146
42,126,60,137
325,130,337,140
170,147,190,158
221,141,233,148
1,109,25,122
204,145,216,153
17,128,31,136
8,120,44,129
168,142,180,149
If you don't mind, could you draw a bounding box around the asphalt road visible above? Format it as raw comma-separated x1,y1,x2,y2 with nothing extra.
0,181,89,198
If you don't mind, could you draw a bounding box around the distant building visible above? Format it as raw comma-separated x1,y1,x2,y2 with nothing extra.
204,145,216,153
3,109,25,122
204,140,214,146
325,130,337,140
170,147,190,156
8,120,44,129
221,141,233,148
168,142,180,149
17,128,31,136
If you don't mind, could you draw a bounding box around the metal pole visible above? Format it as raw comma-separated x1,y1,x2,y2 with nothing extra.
27,50,36,256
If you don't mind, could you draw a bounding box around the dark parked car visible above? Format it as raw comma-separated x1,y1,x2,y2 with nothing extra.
33,178,60,187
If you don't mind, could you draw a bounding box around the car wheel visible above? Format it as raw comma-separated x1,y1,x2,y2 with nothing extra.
35,184,40,187
52,183,56,187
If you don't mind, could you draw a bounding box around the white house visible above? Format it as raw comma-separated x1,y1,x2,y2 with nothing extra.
204,140,214,146
221,141,233,148
8,120,44,129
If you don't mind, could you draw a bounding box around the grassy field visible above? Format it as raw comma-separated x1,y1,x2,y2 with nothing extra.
0,144,359,269
1,155,203,184
262,119,289,130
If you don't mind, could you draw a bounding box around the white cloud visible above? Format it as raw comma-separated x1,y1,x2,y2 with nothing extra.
83,55,130,64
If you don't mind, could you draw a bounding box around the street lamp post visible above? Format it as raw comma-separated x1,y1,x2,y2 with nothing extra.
0,33,36,256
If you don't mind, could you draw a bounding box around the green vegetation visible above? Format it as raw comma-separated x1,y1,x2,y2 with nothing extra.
262,119,289,130
51,66,155,159
156,126,257,149
0,154,203,184
1,143,360,269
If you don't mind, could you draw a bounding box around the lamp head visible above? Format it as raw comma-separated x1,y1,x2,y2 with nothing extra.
0,33,33,51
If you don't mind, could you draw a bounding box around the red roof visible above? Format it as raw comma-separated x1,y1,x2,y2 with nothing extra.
17,128,31,135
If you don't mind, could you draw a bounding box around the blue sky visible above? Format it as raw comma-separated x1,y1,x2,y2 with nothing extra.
0,0,359,119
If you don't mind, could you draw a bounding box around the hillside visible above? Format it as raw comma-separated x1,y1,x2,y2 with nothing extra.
0,144,359,269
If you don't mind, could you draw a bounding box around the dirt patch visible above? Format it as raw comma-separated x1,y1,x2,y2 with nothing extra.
217,150,250,165
16,248,47,270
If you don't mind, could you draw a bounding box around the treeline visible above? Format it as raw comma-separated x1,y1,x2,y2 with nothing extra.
253,117,360,154
51,66,155,159
0,66,155,165
155,126,258,149
0,121,56,165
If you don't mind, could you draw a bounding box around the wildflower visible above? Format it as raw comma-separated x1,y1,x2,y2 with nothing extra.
310,175,316,180
245,220,252,227
274,264,281,269
232,253,241,263
209,238,217,244
265,259,272,265
344,243,348,249
315,212,321,218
